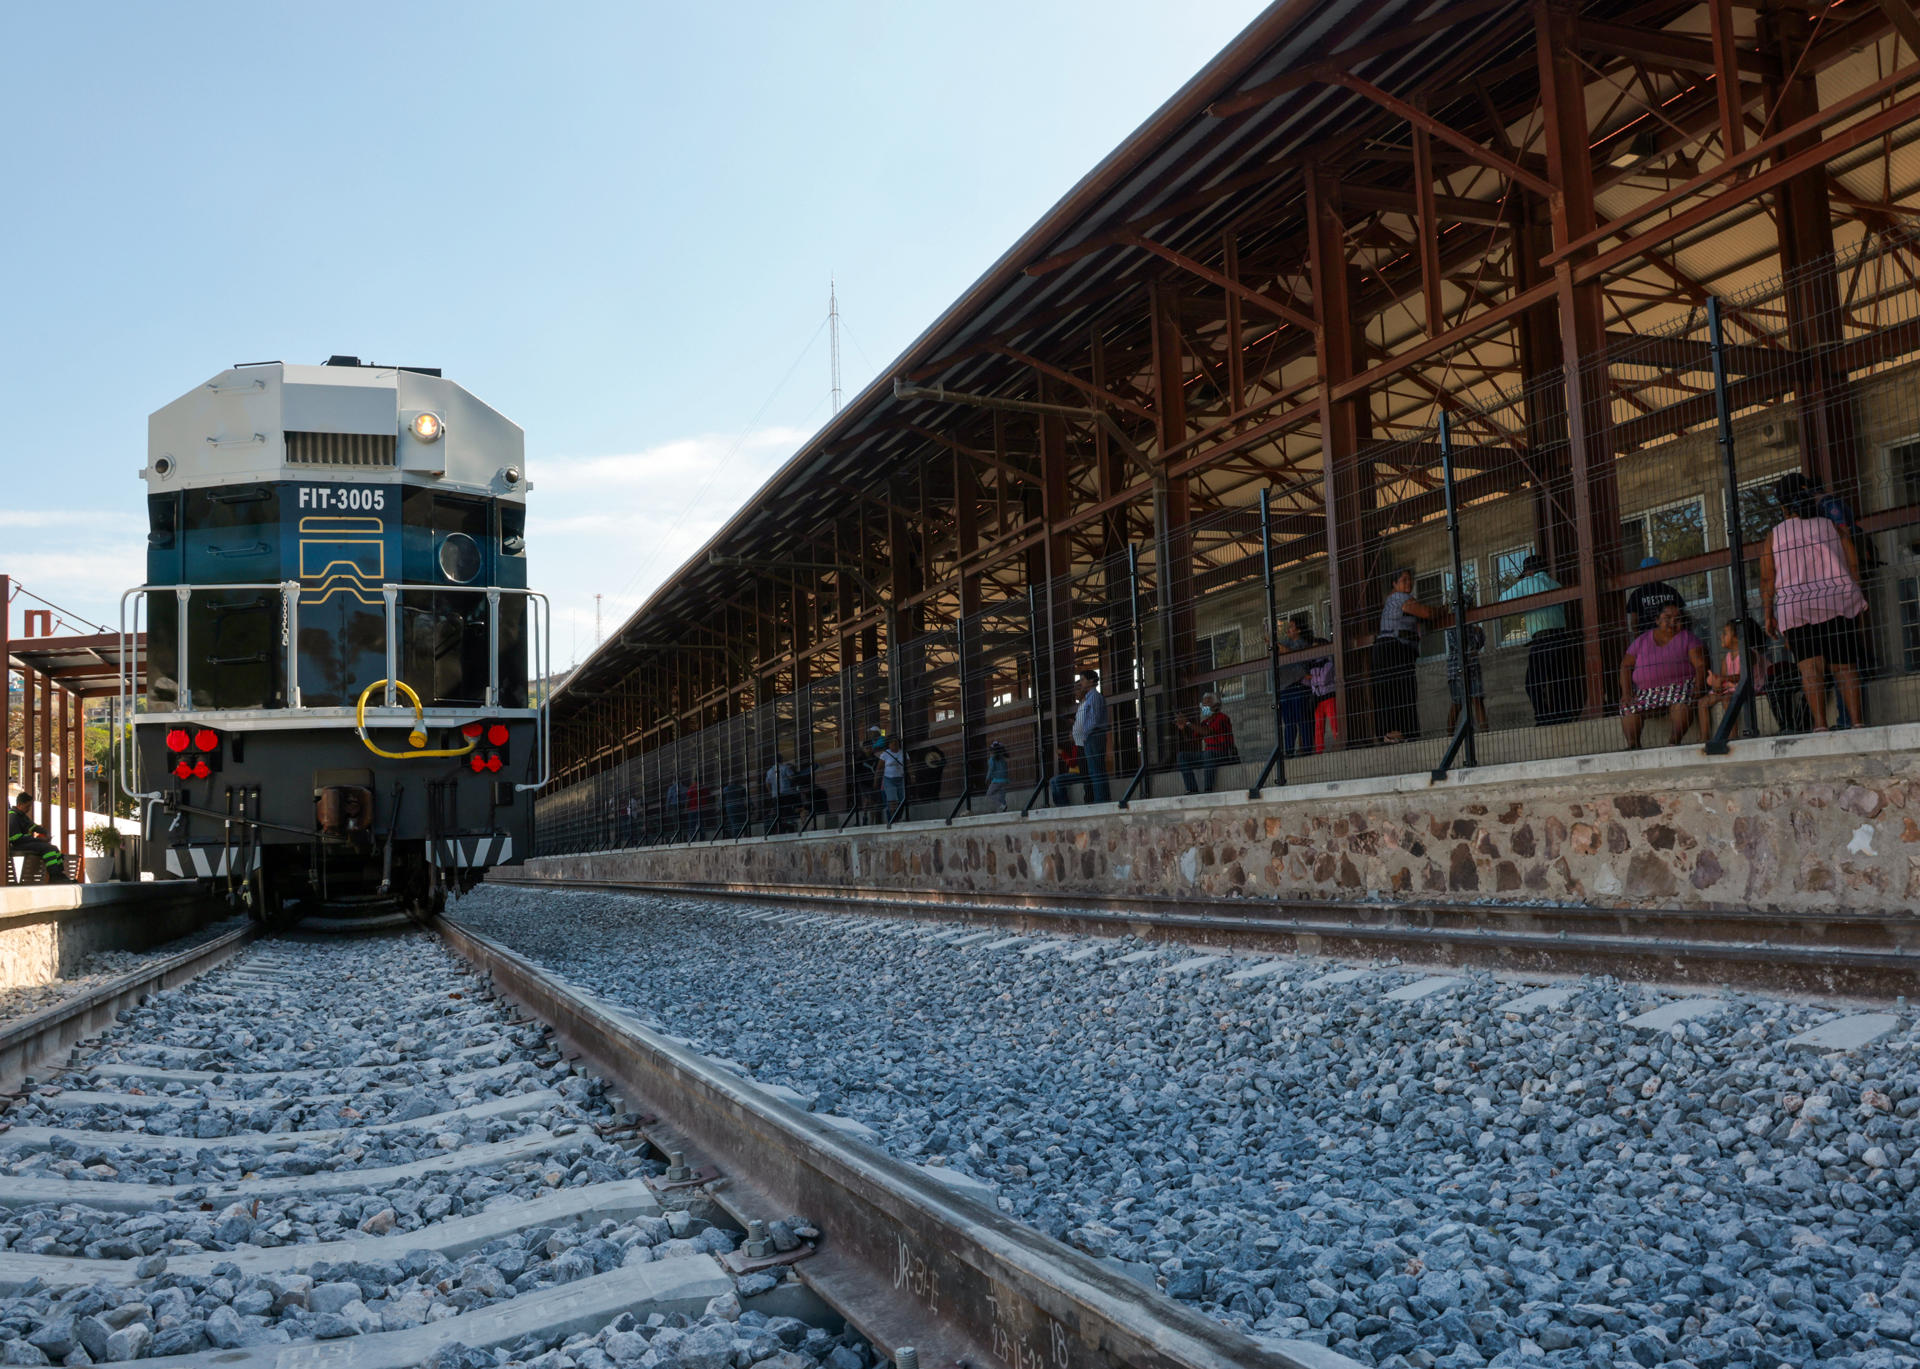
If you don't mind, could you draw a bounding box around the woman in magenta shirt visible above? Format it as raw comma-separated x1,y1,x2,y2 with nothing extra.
1761,473,1869,732
1618,602,1707,748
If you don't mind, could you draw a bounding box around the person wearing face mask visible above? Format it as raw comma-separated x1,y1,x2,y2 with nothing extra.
1175,691,1236,794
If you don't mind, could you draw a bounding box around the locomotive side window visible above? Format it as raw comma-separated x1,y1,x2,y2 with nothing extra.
495,504,529,708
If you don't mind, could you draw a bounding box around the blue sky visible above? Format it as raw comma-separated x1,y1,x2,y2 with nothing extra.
0,1,1267,656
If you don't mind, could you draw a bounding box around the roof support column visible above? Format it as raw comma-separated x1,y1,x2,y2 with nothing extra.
1762,0,1860,507
953,445,985,793
1149,281,1193,771
1092,329,1137,776
1307,167,1373,747
1537,0,1621,717
1513,205,1580,581
1037,405,1074,778
888,482,925,748
36,668,51,844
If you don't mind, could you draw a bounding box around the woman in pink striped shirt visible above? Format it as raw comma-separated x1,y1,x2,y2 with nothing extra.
1761,473,1868,733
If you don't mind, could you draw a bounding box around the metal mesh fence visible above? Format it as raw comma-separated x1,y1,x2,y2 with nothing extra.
539,229,1920,854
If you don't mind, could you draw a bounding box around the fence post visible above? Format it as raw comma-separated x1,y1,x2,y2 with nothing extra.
1250,486,1287,795
1707,293,1759,753
945,620,975,823
1021,583,1052,815
1431,411,1479,780
1118,545,1152,808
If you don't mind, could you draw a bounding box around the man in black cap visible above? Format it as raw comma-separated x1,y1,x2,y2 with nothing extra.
9,793,66,883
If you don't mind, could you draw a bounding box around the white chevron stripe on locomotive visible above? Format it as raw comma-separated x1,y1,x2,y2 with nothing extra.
163,846,261,878
427,835,511,869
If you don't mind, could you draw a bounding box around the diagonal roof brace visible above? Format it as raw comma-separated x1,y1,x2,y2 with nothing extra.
892,379,1156,477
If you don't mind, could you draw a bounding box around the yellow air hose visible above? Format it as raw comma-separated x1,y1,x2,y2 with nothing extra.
355,679,480,760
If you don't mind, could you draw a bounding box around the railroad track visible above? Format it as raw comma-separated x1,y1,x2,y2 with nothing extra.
0,919,1343,1368
492,873,1920,999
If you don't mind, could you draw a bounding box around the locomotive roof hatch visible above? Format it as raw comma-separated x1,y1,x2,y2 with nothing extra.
144,361,526,500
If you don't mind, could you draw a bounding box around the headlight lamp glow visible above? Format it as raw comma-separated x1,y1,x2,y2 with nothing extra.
410,412,443,443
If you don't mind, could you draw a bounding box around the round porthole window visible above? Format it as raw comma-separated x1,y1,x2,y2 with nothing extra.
438,532,482,583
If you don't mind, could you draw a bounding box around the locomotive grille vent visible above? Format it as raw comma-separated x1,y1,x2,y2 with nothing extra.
285,431,397,467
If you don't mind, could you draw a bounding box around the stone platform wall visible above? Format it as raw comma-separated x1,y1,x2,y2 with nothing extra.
526,725,1920,915
0,882,216,989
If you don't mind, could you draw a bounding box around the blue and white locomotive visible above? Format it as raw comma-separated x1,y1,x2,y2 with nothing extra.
123,357,548,923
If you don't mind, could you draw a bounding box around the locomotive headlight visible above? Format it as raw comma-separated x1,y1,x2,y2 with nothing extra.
503,466,522,486
410,412,444,443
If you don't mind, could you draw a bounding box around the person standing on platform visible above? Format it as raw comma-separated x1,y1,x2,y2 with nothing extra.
1502,553,1579,725
8,793,65,882
1763,472,1870,734
1306,640,1338,753
764,753,797,832
874,737,907,816
1372,569,1436,742
1276,616,1315,757
1070,670,1110,803
983,740,1010,812
1176,692,1236,794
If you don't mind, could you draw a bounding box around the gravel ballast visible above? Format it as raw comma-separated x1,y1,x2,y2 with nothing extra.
0,918,249,1028
455,885,1920,1369
0,931,871,1368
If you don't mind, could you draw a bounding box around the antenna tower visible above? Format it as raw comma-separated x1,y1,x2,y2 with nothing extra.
594,593,603,646
829,277,843,415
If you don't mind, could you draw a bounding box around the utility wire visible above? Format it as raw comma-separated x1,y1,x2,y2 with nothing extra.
605,316,831,613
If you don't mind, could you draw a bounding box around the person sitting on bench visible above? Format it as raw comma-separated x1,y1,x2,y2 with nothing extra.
9,792,66,883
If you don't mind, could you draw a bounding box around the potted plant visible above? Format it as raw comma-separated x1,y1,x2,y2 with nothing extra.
84,825,121,883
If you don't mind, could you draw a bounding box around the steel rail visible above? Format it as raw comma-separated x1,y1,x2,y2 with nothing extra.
434,915,1342,1369
0,916,254,1091
488,874,1920,1000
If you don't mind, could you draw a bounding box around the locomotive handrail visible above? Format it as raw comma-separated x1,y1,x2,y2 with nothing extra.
116,582,551,801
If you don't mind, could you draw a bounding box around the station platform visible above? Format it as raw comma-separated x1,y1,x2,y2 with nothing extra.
524,721,1920,920
0,880,215,989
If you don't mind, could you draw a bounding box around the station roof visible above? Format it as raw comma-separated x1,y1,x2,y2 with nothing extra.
557,0,1920,707
9,633,144,699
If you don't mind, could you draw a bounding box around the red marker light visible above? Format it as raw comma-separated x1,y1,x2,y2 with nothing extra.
469,754,486,773
193,729,219,752
191,759,211,779
461,722,484,739
486,724,509,747
173,760,193,779
165,729,190,752
485,753,503,773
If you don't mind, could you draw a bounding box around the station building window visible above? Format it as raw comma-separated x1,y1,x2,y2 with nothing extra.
1201,626,1246,700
